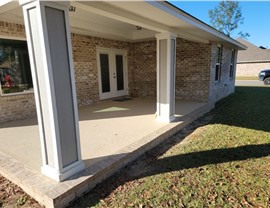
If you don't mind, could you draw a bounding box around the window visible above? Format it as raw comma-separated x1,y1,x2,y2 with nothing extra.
215,46,222,82
230,49,236,78
0,38,33,95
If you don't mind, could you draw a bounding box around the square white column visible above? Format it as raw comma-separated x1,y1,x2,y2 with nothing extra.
156,32,177,122
20,0,84,181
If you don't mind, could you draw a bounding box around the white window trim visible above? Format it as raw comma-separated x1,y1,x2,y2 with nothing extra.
0,90,34,97
0,35,34,96
215,46,222,83
229,49,236,79
0,35,26,41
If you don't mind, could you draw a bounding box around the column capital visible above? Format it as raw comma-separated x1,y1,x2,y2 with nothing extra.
156,32,177,40
19,0,69,7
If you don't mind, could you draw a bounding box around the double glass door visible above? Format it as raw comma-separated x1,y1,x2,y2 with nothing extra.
98,48,128,100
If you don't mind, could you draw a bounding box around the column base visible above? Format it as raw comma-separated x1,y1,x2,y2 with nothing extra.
156,115,175,123
41,160,85,182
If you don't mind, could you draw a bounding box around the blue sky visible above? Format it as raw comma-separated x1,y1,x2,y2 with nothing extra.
169,1,270,48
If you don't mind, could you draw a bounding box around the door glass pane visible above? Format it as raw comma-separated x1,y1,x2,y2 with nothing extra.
115,55,124,91
100,53,110,93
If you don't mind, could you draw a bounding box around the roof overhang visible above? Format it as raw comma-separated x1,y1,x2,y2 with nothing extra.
0,0,247,50
153,1,247,50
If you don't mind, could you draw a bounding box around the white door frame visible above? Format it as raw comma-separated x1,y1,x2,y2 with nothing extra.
97,47,128,100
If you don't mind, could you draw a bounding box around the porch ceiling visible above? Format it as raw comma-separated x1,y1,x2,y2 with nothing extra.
0,1,247,49
0,1,158,42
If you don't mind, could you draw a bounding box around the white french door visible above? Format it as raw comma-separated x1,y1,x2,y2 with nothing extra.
97,48,128,100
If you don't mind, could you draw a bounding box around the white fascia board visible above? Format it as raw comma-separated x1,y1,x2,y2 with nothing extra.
147,1,247,50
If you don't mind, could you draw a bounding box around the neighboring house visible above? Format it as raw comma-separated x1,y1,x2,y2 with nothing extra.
236,38,270,77
0,0,246,184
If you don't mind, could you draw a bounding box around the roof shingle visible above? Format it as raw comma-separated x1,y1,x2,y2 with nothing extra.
236,38,270,63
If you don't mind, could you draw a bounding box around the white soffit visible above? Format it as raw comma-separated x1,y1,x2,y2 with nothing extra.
74,1,209,43
0,1,247,48
69,6,157,41
0,1,158,41
0,0,18,11
0,6,24,24
108,1,247,49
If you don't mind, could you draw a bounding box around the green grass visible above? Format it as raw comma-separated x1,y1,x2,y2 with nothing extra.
236,76,258,80
70,86,270,208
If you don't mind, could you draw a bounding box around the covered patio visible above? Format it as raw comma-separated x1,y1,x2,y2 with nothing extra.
0,0,246,207
0,0,211,183
0,98,207,172
0,97,213,207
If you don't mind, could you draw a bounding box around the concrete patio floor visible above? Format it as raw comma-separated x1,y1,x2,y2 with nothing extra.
0,97,214,207
0,97,205,171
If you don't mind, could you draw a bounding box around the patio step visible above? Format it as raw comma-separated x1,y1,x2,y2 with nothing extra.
0,102,215,208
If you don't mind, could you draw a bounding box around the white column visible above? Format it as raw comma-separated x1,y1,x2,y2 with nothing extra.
20,0,84,181
156,32,177,122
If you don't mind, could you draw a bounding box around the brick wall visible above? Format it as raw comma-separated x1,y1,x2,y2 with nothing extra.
71,36,158,102
236,62,270,77
0,21,25,38
71,34,133,106
175,38,211,102
132,41,156,97
129,38,213,102
208,44,236,103
0,93,36,123
0,21,36,123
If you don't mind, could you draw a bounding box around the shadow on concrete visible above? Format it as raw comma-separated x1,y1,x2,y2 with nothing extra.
0,116,38,129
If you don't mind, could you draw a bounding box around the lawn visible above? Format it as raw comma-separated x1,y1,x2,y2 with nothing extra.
236,76,258,80
70,86,270,208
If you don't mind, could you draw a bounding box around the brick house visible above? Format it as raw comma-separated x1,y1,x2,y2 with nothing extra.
236,38,270,77
0,0,246,184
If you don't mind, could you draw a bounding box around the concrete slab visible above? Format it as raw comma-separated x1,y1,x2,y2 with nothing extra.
0,97,214,207
0,98,205,171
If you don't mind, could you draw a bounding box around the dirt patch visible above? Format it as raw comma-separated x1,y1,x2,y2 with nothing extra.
0,175,42,208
